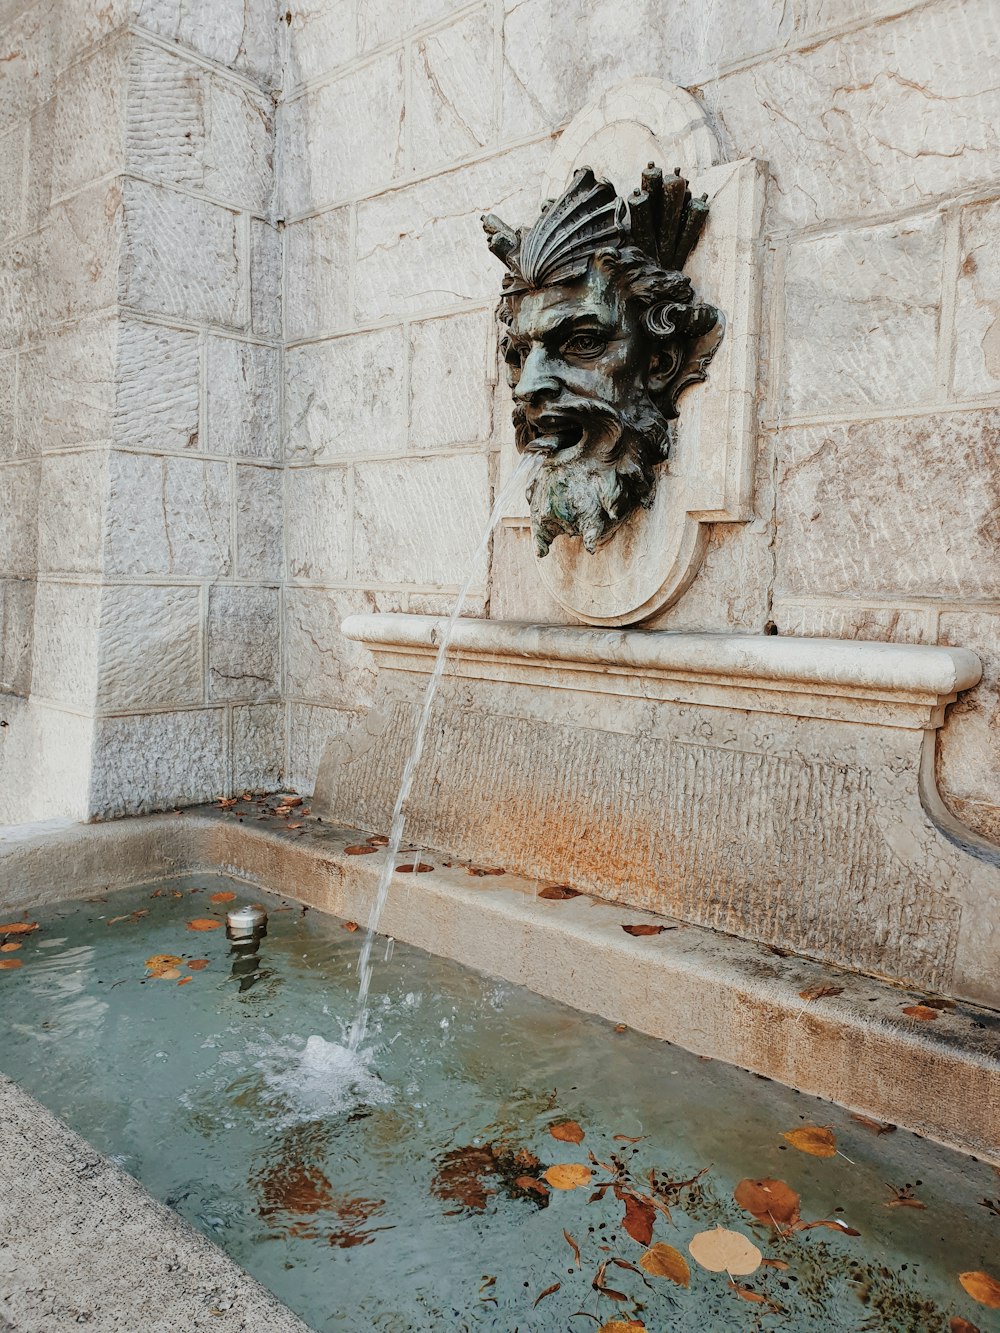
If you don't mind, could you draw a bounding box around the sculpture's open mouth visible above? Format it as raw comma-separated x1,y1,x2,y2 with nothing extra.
522,411,585,456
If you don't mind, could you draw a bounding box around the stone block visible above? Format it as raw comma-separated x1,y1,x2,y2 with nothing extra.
283,208,351,340
0,354,17,459
45,182,123,326
284,466,351,582
204,77,274,213
410,0,473,28
287,701,353,793
37,453,104,575
280,52,404,216
21,101,54,234
90,707,228,817
408,309,492,449
284,586,382,706
96,584,203,711
0,577,34,695
29,581,101,710
51,37,128,201
285,0,355,89
954,195,1000,399
357,0,403,53
712,0,1000,230
937,611,1000,837
353,454,490,586
130,0,278,86
0,124,26,242
236,464,283,580
115,319,200,452
250,219,282,339
105,452,231,577
774,602,933,645
121,178,244,328
232,702,284,792
0,1,55,137
54,0,129,69
18,317,117,454
208,584,280,701
126,40,205,190
775,407,1000,600
283,328,406,462
408,9,494,173
0,234,46,351
206,337,279,458
782,215,942,417
354,139,551,323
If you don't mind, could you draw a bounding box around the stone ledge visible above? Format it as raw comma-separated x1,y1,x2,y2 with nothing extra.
341,614,983,729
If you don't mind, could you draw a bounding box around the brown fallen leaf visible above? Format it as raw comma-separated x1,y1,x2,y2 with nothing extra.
613,1134,644,1143
783,1125,837,1157
107,910,149,926
187,918,222,932
395,863,434,874
0,922,38,935
545,1163,592,1191
342,921,360,932
761,1258,790,1270
549,1120,585,1144
734,1177,801,1229
0,959,23,970
186,959,210,971
515,1175,549,1198
850,1113,896,1135
796,1218,861,1237
466,866,506,876
345,844,379,855
539,883,580,900
210,891,236,904
960,1271,1000,1309
621,923,673,937
902,1004,939,1021
216,798,239,808
728,1281,783,1313
367,835,390,846
950,1318,982,1332
592,1259,628,1303
0,941,22,952
177,976,193,986
613,1023,627,1033
533,1282,560,1307
283,796,303,807
598,1323,647,1333
620,1191,655,1246
564,1229,582,1266
798,983,845,1001
688,1226,762,1276
639,1242,689,1286
886,1183,926,1210
151,888,184,899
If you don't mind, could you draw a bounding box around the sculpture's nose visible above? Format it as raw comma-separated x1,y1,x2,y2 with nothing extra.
513,345,560,403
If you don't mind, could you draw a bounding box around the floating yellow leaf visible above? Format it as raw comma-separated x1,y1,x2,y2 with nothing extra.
187,918,222,932
639,1242,690,1286
145,954,183,970
783,1125,837,1157
960,1271,1000,1308
549,1119,585,1144
688,1226,762,1276
544,1163,592,1190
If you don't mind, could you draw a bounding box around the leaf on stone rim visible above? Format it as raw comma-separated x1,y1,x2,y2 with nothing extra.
734,1177,801,1228
395,863,434,874
533,1282,560,1307
467,865,506,876
345,844,379,855
798,983,845,1001
549,1120,585,1144
902,1004,939,1020
621,924,673,937
783,1125,837,1157
0,922,38,935
539,884,580,900
960,1272,1000,1309
187,918,222,931
850,1113,896,1135
639,1242,689,1286
688,1226,762,1276
342,921,359,932
545,1163,592,1190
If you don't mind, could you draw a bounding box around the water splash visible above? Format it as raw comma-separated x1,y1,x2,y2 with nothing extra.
259,1035,393,1123
346,454,540,1051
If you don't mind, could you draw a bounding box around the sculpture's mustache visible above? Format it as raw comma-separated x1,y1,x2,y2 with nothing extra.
512,397,624,464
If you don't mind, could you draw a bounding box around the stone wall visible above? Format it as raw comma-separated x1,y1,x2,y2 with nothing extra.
277,0,1000,843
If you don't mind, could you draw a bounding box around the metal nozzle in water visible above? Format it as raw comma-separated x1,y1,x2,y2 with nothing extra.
226,904,268,941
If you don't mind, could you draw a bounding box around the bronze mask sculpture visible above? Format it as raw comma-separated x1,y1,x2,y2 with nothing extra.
483,164,723,557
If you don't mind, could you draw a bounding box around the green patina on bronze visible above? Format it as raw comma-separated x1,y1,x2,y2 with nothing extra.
483,164,723,557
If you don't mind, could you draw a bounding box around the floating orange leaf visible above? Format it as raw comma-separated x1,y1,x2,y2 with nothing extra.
177,976,192,986
564,1230,581,1266
210,891,236,904
728,1281,783,1313
545,1163,592,1191
613,1134,644,1143
621,923,672,937
688,1226,762,1276
0,959,23,970
345,844,378,855
959,1273,1000,1308
549,1120,585,1144
598,1323,647,1333
0,941,22,952
639,1242,689,1286
515,1175,549,1198
395,863,434,874
783,1125,837,1157
902,1004,938,1021
186,959,210,971
734,1177,801,1228
0,921,38,935
950,1318,982,1332
533,1282,560,1307
620,1192,655,1246
342,921,360,932
187,917,222,932
538,883,580,900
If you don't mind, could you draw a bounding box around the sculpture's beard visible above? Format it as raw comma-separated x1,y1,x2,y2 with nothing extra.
513,394,671,556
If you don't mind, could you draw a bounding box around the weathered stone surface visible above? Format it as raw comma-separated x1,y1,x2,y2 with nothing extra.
408,10,494,172
50,38,127,201
353,454,490,585
285,466,351,582
28,582,100,709
116,319,199,452
97,585,202,710
233,702,284,792
280,52,404,216
287,701,353,793
206,337,279,458
489,524,569,623
711,0,1000,230
774,601,933,645
131,0,279,86
283,328,406,461
0,232,46,351
126,40,205,190
782,215,943,417
0,1,55,137
284,587,384,706
18,316,117,453
954,195,1000,399
46,182,123,325
0,124,25,242
283,208,351,340
357,0,404,54
236,465,283,580
0,577,34,695
0,354,16,459
285,0,355,88
37,453,103,574
250,219,282,339
121,178,243,327
775,408,1000,599
204,77,274,213
1,464,40,577
408,310,492,449
90,707,227,816
937,611,1000,840
105,452,231,577
354,140,551,322
208,584,280,701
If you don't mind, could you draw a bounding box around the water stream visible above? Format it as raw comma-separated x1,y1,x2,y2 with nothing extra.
346,452,540,1052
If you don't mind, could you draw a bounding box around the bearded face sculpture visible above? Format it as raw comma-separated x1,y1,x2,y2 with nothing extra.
483,165,723,557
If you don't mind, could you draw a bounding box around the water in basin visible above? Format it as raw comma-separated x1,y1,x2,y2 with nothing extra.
1,874,998,1332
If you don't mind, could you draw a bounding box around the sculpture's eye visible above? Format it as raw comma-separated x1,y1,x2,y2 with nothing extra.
504,340,528,368
562,333,607,358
